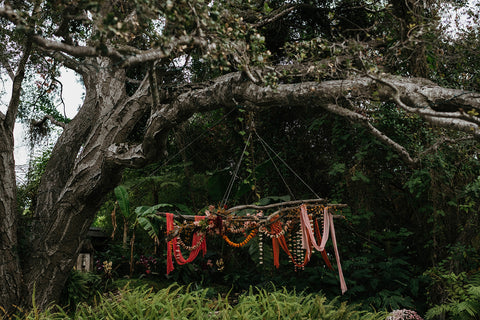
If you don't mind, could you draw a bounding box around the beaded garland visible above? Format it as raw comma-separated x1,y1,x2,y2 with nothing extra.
176,232,205,251
163,202,347,293
222,228,258,248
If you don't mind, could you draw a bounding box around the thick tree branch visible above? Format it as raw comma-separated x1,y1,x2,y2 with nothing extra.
0,56,15,80
322,103,418,166
32,35,124,61
5,35,33,129
132,71,480,169
42,50,88,75
105,143,146,168
32,33,210,69
367,73,480,126
32,115,66,129
0,5,24,25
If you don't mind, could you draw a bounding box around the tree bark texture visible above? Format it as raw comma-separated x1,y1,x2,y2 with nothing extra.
0,34,31,312
19,58,152,308
0,122,24,311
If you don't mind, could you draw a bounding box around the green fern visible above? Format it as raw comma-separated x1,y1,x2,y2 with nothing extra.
425,279,480,320
16,284,389,319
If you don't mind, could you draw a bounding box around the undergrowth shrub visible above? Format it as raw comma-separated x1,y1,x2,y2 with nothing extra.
424,270,480,320
15,284,389,319
60,270,102,309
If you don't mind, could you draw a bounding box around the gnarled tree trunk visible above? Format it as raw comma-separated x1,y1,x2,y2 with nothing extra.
0,121,24,311
21,58,151,308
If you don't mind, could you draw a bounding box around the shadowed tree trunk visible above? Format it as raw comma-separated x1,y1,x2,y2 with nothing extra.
0,122,24,310
21,58,151,307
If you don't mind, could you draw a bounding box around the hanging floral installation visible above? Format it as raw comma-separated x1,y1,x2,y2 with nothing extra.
161,198,348,294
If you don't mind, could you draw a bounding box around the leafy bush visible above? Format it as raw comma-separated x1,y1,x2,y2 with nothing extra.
60,270,102,309
16,284,389,319
425,270,480,320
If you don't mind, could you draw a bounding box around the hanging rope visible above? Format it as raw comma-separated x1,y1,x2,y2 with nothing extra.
128,107,238,193
255,130,321,199
221,132,252,206
256,131,296,200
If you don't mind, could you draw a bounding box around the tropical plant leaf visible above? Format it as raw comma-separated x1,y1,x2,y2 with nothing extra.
135,204,174,217
114,185,131,218
137,216,161,241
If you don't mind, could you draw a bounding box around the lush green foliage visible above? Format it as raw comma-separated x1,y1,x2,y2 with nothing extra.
59,270,102,309
8,0,480,316
84,103,480,317
424,249,480,320
13,284,388,320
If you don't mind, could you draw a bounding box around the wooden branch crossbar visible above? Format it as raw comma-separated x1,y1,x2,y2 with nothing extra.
225,198,334,212
157,201,347,241
156,201,346,221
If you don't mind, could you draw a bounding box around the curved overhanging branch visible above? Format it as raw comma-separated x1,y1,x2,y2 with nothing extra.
113,71,480,170
32,35,124,61
98,60,480,171
366,73,480,132
322,103,419,166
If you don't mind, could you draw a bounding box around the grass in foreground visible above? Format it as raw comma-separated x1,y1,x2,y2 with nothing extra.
11,284,388,320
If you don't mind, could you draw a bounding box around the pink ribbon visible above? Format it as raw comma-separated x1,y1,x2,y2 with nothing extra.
299,204,347,294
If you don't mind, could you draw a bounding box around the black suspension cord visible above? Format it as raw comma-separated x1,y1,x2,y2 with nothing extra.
254,130,321,199
221,132,252,207
128,107,238,192
257,132,296,200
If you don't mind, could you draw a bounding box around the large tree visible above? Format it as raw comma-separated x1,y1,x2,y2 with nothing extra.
1,0,480,311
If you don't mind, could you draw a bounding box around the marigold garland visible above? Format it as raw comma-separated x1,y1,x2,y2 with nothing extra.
223,229,258,248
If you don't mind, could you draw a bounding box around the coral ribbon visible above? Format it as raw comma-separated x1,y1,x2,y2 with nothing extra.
166,213,207,274
166,213,175,274
299,204,347,294
315,219,333,270
270,220,310,268
272,233,280,268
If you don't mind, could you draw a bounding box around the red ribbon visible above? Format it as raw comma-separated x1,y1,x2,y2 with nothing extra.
166,213,207,274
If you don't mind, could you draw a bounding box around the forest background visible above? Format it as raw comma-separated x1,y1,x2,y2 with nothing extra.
2,0,480,319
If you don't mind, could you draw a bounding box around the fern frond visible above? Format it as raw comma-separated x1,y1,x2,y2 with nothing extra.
425,304,449,320
468,285,480,297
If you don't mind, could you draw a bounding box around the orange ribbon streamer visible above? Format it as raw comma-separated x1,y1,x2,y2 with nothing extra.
270,221,310,268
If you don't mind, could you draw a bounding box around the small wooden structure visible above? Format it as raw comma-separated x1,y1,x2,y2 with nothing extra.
76,239,94,272
75,227,108,272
